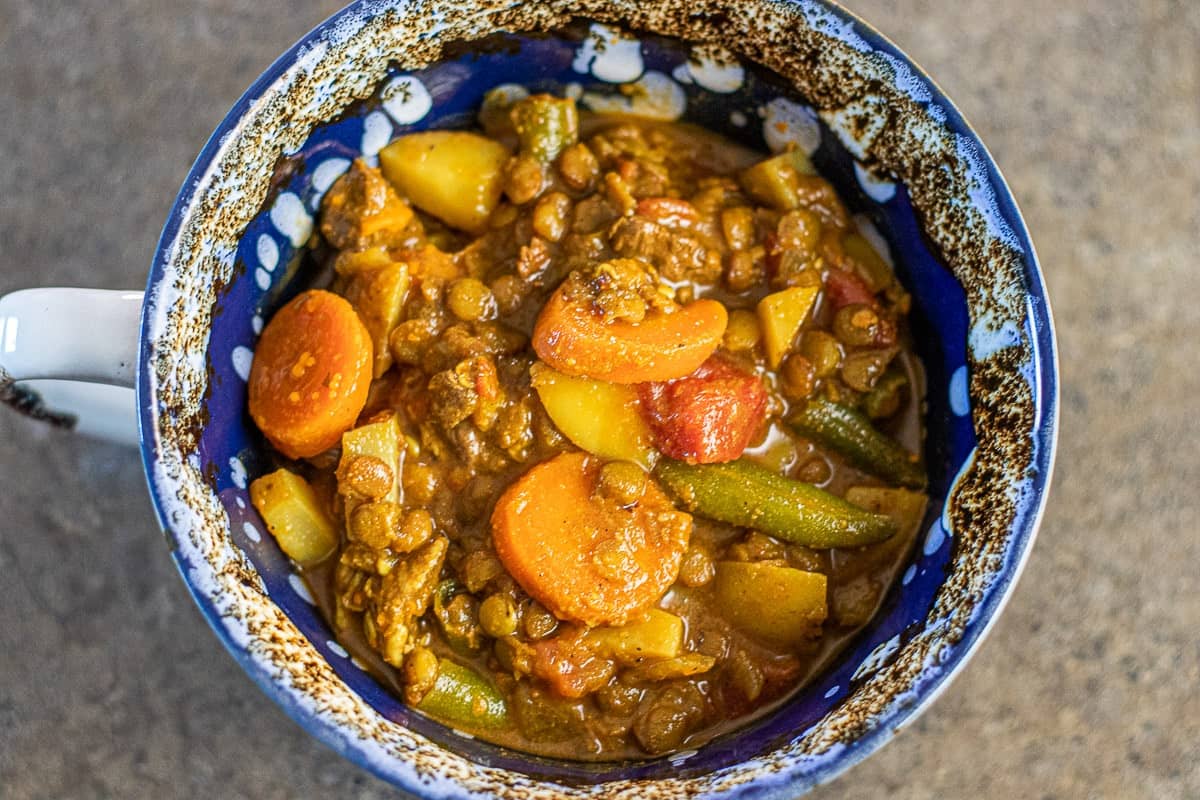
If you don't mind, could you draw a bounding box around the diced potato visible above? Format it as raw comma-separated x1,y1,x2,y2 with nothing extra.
587,608,684,664
714,561,827,648
401,244,462,281
380,132,510,235
249,468,338,566
530,363,656,468
333,245,393,277
757,286,819,368
739,149,817,210
338,415,402,516
342,261,410,377
627,652,717,682
842,233,893,292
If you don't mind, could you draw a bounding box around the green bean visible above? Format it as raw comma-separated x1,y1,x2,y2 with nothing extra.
416,658,509,729
654,459,897,549
511,95,579,163
862,368,908,420
789,397,926,489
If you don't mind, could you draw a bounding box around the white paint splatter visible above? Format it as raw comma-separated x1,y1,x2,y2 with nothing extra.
762,97,821,154
854,162,897,203
676,44,744,93
327,641,349,658
360,111,393,163
256,233,279,272
381,74,433,124
231,345,254,382
255,267,271,291
242,521,262,543
949,365,970,416
251,315,263,335
851,634,901,682
235,496,245,510
572,23,643,83
582,71,686,121
902,564,917,585
730,110,748,127
823,685,840,699
269,192,312,248
228,456,247,489
969,308,1023,360
922,520,945,556
310,158,351,195
820,94,888,160
288,573,315,605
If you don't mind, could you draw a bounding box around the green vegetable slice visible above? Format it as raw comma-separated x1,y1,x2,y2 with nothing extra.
790,398,926,489
654,458,897,548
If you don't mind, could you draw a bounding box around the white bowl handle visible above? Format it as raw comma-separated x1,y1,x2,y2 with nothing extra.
0,288,144,445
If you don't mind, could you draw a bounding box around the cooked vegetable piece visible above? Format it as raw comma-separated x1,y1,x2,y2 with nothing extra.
636,355,767,464
248,290,373,459
790,398,926,489
739,148,817,210
532,285,728,384
844,486,928,543
415,657,510,729
319,159,414,250
249,469,338,566
757,286,820,368
341,261,410,377
713,561,827,647
627,653,717,682
529,363,656,467
654,458,897,548
379,131,510,234
841,233,893,292
823,267,876,310
586,609,685,663
491,452,692,627
511,94,579,163
338,415,402,516
862,367,908,419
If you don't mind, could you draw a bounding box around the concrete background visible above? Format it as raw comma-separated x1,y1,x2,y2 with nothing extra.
1,1,1195,797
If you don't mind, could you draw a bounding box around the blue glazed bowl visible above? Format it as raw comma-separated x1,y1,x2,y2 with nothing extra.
138,1,1057,796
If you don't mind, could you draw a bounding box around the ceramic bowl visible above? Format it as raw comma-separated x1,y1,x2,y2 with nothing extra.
138,1,1057,796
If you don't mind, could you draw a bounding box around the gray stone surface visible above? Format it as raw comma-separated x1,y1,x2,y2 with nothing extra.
0,0,1195,797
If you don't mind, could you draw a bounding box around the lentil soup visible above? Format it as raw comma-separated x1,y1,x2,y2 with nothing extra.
245,91,927,760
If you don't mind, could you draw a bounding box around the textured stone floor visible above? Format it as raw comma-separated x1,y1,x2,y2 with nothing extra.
1,1,1195,797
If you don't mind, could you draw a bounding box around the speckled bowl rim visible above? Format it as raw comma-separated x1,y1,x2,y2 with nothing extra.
136,1,1058,797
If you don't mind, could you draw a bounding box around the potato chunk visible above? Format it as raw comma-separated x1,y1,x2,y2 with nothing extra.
380,132,510,234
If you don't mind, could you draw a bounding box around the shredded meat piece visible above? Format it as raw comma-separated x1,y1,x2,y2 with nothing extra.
609,217,722,284
373,535,448,668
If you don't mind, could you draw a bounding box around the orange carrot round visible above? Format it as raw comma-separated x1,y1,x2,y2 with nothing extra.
491,452,692,627
248,289,373,459
532,287,727,384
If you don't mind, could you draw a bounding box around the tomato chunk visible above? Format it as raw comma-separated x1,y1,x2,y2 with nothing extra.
637,356,768,464
824,268,876,310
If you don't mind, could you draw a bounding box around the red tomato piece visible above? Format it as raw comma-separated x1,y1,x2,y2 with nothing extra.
637,355,768,464
824,268,876,310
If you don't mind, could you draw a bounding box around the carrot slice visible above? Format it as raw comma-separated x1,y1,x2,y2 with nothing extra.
532,287,727,384
248,290,373,459
491,452,692,627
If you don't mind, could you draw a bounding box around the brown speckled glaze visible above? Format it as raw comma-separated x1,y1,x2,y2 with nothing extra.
141,1,1052,796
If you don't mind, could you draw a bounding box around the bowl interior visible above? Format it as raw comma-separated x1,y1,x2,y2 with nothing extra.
199,24,973,780
140,4,1055,796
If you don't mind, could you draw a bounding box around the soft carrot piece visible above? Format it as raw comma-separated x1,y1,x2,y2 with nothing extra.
531,288,727,384
491,453,692,627
248,289,374,459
